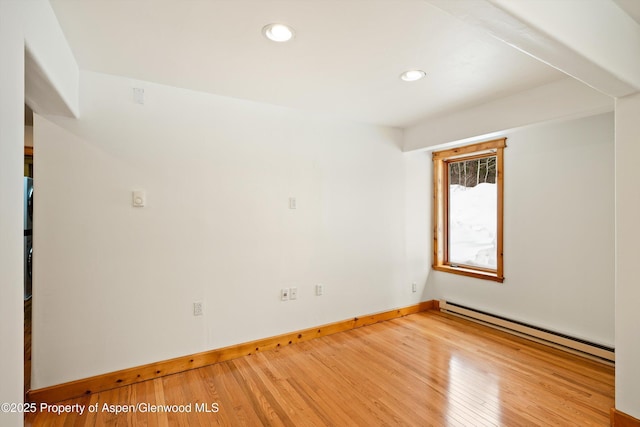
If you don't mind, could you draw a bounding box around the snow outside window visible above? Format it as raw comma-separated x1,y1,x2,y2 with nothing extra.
432,139,506,282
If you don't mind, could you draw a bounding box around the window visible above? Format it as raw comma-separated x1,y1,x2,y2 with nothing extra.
432,138,506,282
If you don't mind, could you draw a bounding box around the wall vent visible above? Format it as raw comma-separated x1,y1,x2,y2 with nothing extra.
439,300,614,363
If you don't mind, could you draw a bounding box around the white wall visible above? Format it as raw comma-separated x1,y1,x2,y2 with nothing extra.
0,2,78,425
615,92,640,418
32,71,616,389
424,113,615,347
0,3,27,426
404,151,432,295
32,70,430,388
23,1,79,118
404,78,613,152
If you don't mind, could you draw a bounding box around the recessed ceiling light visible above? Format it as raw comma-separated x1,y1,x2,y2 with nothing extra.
262,23,295,42
400,70,426,82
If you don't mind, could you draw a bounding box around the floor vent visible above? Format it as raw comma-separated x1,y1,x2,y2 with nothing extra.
439,300,615,363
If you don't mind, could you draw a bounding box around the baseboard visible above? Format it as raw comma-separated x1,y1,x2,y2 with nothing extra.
611,408,640,427
27,300,436,404
439,300,614,363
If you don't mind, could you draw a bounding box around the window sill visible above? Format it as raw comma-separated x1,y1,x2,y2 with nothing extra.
433,264,504,283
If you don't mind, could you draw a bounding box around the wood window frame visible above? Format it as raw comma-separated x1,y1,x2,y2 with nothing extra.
432,138,506,283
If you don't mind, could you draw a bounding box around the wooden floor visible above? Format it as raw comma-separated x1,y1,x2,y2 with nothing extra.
24,311,614,426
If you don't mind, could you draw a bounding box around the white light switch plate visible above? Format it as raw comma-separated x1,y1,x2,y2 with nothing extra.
132,190,146,207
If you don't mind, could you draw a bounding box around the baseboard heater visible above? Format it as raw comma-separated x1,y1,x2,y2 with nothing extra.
439,300,615,363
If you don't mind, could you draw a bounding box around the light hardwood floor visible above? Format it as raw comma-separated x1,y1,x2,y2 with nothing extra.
25,311,614,426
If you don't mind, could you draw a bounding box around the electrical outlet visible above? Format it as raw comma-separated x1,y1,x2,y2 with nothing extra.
290,287,298,300
281,288,289,301
412,283,417,293
315,284,323,296
133,87,145,105
193,302,203,316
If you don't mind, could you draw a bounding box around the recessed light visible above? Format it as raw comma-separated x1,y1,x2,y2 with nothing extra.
400,70,426,82
263,23,295,42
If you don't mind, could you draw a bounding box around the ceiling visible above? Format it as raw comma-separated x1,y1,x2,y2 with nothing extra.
49,0,566,128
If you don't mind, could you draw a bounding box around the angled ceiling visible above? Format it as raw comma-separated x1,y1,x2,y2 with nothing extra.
49,0,566,128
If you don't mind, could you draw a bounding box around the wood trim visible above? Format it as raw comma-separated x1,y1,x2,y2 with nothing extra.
433,264,504,283
27,300,438,404
432,138,506,282
433,154,443,271
431,138,506,160
612,408,640,427
496,144,504,279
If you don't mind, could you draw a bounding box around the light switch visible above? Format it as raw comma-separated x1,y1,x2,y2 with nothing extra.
132,190,146,207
